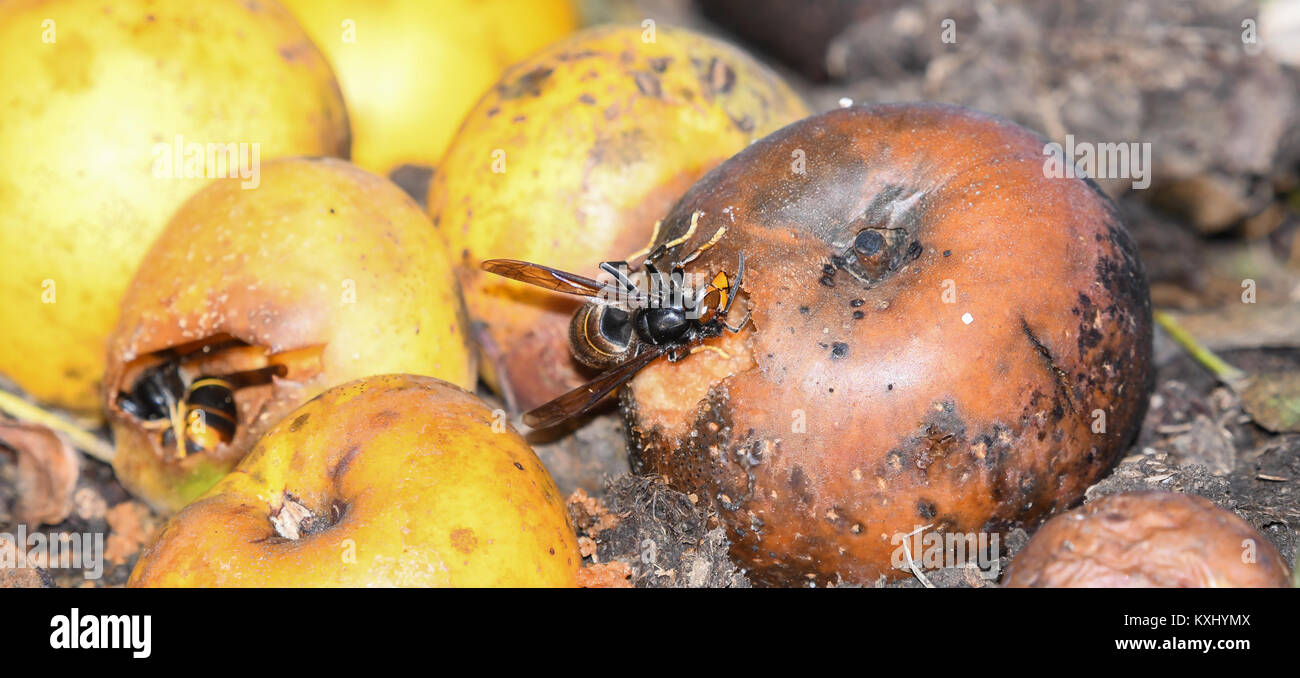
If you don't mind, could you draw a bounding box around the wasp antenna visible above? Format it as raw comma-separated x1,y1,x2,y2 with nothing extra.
717,251,746,317
649,209,706,268
724,307,752,333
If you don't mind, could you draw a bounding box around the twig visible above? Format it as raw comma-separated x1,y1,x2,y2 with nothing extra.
0,390,114,464
1154,310,1249,387
901,523,935,589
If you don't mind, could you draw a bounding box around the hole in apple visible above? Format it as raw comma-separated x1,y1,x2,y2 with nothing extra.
114,335,324,462
269,493,346,540
627,319,758,439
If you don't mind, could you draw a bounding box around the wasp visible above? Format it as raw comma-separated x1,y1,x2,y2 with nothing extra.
117,340,284,458
482,212,750,429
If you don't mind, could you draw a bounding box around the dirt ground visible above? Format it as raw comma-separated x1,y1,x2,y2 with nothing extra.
3,0,1299,587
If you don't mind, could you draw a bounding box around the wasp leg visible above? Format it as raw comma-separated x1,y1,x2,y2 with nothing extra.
663,211,703,251
689,345,734,360
163,388,188,461
624,219,663,268
645,210,704,267
600,260,654,307
667,265,689,309
677,223,728,267
644,261,683,308
643,261,662,306
599,260,640,293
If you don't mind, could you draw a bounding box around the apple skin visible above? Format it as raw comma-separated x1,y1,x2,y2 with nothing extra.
129,374,579,587
1004,491,1292,588
279,0,578,176
621,103,1154,586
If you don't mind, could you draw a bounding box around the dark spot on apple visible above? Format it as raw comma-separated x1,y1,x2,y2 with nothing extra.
450,528,478,554
707,57,735,95
331,445,361,480
497,66,553,99
634,71,662,98
288,413,310,432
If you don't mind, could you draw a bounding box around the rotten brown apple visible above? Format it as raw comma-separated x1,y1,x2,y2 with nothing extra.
1003,491,1292,588
620,102,1154,586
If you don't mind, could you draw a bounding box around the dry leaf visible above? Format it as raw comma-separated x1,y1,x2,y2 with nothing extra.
0,419,80,526
1167,305,1300,352
1238,372,1300,433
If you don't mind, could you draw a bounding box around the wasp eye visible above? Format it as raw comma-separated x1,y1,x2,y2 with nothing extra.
695,288,723,322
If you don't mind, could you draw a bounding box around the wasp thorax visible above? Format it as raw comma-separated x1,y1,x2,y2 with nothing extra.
634,306,691,345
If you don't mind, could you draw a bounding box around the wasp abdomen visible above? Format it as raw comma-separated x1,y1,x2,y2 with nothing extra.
569,302,633,369
162,377,238,455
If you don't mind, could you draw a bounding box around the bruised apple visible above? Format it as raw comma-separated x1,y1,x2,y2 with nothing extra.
620,103,1154,585
431,24,808,414
105,158,474,513
129,374,579,587
1003,491,1291,588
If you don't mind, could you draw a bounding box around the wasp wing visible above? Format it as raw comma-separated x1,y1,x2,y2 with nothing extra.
523,346,665,429
481,259,626,299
